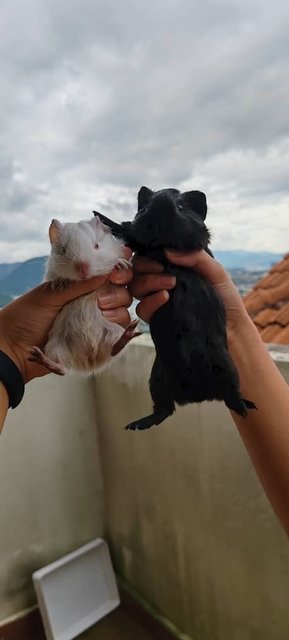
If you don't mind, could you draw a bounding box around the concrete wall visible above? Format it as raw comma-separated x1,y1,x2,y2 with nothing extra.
94,337,289,640
1,339,289,639
0,374,104,622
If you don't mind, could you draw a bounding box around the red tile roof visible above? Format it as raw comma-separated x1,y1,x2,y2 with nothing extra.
243,254,289,344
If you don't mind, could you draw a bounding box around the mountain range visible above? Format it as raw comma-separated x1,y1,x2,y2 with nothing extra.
214,250,284,270
0,250,284,305
0,257,47,297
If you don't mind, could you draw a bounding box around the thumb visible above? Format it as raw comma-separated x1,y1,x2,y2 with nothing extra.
165,249,229,285
38,274,109,306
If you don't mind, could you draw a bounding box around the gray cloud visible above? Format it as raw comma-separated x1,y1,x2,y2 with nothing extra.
1,0,289,261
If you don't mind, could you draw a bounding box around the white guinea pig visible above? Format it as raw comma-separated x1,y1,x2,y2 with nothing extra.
29,216,140,375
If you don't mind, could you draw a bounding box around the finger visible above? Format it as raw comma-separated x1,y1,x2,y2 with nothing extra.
109,247,133,283
110,265,134,285
165,249,229,285
122,246,133,260
97,286,133,310
129,273,176,300
136,290,169,323
132,256,164,274
102,307,131,328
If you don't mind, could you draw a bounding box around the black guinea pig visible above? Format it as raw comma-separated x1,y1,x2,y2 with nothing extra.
94,186,256,430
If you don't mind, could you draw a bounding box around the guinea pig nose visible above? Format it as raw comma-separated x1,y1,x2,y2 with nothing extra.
75,261,89,278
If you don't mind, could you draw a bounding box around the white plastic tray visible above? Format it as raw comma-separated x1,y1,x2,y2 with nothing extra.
33,538,120,640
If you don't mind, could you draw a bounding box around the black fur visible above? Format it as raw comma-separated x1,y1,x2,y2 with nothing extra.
93,187,256,430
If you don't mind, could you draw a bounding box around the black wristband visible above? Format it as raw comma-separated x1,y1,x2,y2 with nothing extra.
0,350,25,409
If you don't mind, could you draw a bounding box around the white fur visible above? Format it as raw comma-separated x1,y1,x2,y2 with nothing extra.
45,216,127,282
44,217,127,373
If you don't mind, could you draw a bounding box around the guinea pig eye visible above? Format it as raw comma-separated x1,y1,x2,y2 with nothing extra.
178,204,184,212
95,243,99,249
59,246,66,255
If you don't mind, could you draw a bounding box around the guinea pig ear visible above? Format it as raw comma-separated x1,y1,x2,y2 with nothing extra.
138,186,154,211
182,191,207,220
92,211,126,237
88,215,108,235
90,214,102,227
49,219,63,245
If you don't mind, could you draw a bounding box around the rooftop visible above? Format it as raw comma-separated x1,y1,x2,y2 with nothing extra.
243,253,289,344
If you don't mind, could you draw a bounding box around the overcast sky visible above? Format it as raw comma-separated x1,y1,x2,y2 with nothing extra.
1,0,289,261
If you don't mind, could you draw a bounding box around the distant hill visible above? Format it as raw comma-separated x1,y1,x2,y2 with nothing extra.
214,250,283,270
0,257,47,296
0,293,13,306
0,250,285,300
0,263,21,280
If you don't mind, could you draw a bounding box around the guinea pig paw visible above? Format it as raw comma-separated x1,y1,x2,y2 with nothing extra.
111,319,142,356
28,346,66,376
116,258,132,270
125,421,138,431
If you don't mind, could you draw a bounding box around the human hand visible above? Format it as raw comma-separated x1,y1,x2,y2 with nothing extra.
130,250,247,330
0,248,133,383
128,256,176,323
97,247,133,327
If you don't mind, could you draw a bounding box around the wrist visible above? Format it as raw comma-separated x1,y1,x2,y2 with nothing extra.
0,349,25,409
0,380,9,433
227,311,263,356
0,379,9,408
0,332,27,381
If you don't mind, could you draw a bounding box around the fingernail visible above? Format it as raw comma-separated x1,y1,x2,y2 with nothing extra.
162,276,176,287
102,310,116,319
98,292,116,304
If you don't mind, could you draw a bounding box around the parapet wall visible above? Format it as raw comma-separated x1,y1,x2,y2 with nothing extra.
94,337,289,640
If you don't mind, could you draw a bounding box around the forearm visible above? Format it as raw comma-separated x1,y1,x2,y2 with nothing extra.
132,250,289,534
228,315,289,535
0,380,9,434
